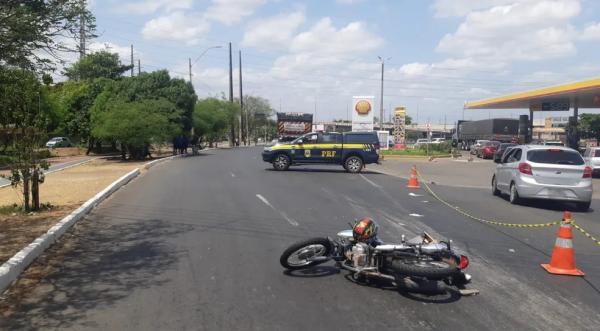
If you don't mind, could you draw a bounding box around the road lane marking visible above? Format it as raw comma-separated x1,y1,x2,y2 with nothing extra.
359,174,382,188
408,193,423,197
255,194,299,227
409,213,423,217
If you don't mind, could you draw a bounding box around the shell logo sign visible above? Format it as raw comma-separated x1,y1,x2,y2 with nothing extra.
355,100,372,115
352,96,374,132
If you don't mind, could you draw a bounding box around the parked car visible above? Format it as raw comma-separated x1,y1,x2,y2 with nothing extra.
45,137,72,148
470,140,489,155
583,147,600,177
492,145,593,211
431,138,445,144
478,141,501,159
414,138,430,148
493,143,517,163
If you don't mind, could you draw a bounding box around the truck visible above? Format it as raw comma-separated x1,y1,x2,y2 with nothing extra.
276,112,313,143
455,119,519,150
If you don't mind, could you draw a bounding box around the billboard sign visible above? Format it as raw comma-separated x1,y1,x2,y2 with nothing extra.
352,96,374,132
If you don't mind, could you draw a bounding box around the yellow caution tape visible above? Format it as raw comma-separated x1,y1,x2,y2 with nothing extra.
415,171,600,246
415,171,560,228
572,223,600,246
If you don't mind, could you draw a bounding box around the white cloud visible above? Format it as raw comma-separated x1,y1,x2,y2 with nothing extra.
142,12,210,45
88,42,133,63
242,12,305,50
205,0,267,25
432,0,539,18
122,0,194,15
580,22,600,40
437,0,580,62
290,18,383,56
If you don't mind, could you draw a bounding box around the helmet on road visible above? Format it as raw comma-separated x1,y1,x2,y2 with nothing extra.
353,217,378,242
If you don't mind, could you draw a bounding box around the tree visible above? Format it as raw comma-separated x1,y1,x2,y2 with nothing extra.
579,114,600,140
92,99,177,159
242,95,273,143
64,51,132,80
193,98,238,147
0,68,51,211
405,115,413,125
0,0,96,71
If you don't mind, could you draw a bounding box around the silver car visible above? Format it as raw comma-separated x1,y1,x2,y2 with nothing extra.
492,145,593,211
583,147,600,177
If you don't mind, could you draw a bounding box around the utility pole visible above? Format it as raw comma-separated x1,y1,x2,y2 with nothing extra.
79,0,86,59
138,59,141,75
130,45,134,77
378,56,390,130
228,42,235,146
239,50,246,145
188,58,192,83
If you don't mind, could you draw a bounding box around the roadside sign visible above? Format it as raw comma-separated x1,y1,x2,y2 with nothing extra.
352,96,374,132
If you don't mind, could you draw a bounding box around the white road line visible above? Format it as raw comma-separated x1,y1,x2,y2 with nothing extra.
230,172,236,177
409,213,424,217
255,194,299,226
408,193,423,197
359,174,382,188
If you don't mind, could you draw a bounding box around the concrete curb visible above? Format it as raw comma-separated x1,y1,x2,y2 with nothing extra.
0,168,140,294
144,155,182,170
381,154,452,160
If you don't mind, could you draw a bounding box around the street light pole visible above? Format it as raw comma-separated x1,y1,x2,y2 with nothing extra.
189,45,223,84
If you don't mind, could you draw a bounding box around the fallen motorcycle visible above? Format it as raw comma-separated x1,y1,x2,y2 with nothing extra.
280,220,472,291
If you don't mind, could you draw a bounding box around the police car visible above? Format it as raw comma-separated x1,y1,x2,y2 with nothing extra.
262,132,380,173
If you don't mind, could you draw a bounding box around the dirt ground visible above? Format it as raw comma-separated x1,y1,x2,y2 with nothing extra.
0,158,145,265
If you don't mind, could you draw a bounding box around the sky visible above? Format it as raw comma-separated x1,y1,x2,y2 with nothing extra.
74,0,600,123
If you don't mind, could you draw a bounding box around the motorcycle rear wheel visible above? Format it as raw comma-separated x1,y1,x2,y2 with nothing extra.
280,238,332,270
390,257,459,280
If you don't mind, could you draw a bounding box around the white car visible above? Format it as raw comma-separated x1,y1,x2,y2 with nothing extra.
413,139,430,148
45,137,72,148
431,138,445,144
583,147,600,177
492,145,592,211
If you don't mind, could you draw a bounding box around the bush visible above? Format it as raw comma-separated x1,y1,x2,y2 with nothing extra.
417,141,451,153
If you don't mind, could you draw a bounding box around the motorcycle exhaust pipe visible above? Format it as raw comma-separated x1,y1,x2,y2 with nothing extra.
339,264,396,281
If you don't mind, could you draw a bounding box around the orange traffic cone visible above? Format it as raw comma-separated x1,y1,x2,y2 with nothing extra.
407,165,421,189
541,211,584,276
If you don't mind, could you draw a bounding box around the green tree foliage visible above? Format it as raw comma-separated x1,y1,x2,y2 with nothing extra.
242,95,273,143
0,0,96,71
579,114,600,140
64,51,132,80
92,99,178,159
0,68,52,211
193,98,239,147
405,115,413,125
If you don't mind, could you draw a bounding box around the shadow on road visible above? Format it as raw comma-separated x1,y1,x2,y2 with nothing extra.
283,266,340,278
497,194,595,214
265,168,382,175
0,216,192,330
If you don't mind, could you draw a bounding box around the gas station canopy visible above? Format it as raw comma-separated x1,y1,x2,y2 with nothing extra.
465,77,600,110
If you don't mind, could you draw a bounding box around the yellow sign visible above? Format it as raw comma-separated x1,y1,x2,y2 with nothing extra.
394,107,406,117
355,100,372,115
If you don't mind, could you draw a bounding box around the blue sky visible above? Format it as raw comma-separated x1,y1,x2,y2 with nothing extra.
80,0,600,123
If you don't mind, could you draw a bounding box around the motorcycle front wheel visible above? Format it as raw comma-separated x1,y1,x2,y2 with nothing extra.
280,237,332,270
390,257,459,280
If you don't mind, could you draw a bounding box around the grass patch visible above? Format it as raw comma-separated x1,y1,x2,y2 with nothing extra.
0,202,55,215
381,149,450,156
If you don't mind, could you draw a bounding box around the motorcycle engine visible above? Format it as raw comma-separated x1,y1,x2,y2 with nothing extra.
350,243,369,268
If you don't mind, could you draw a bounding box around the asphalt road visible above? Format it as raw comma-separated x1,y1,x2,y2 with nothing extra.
1,147,600,330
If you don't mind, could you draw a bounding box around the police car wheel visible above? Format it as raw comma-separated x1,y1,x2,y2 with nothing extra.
345,156,363,173
273,154,290,171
